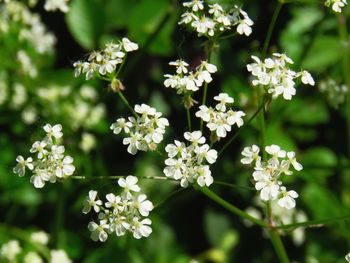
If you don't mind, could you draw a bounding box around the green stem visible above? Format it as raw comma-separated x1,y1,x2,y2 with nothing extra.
262,1,283,57
187,107,192,131
218,99,267,155
70,175,172,181
117,91,138,117
337,14,350,157
269,230,290,263
200,49,213,132
276,213,350,230
154,188,185,209
213,181,255,191
199,187,268,228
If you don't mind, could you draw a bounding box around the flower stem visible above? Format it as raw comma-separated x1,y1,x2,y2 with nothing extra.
262,2,283,57
260,3,290,262
269,230,290,263
117,90,138,117
337,14,350,157
199,187,268,228
200,48,213,132
70,175,172,181
187,107,192,131
218,99,267,155
276,213,350,230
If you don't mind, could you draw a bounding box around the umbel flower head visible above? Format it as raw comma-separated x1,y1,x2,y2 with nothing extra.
247,53,315,100
82,176,154,241
164,131,218,187
13,124,75,188
73,37,138,80
325,0,347,12
196,93,245,139
110,103,169,155
241,144,302,209
164,59,217,94
179,1,254,37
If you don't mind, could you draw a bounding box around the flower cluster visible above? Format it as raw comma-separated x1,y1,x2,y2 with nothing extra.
325,0,347,12
164,131,218,187
179,1,254,37
44,0,70,13
319,79,348,109
247,53,315,100
241,144,302,209
83,176,154,240
164,59,217,94
13,124,75,188
0,231,71,263
110,104,169,155
0,1,56,54
245,199,308,246
73,38,138,80
195,93,245,139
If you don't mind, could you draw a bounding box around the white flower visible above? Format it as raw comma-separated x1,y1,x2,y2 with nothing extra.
227,110,245,127
30,141,47,159
241,145,260,165
55,156,75,178
183,0,204,12
121,37,139,52
247,53,314,101
214,93,234,111
134,194,153,216
195,105,212,122
30,231,49,245
266,145,286,158
286,151,303,171
131,218,152,239
191,16,215,36
50,250,72,263
13,155,33,177
88,220,109,242
300,70,315,86
345,252,350,262
82,190,103,214
0,240,21,261
195,144,218,164
184,130,206,145
24,252,43,263
165,140,187,158
255,179,280,201
237,18,254,36
118,176,141,194
278,187,298,209
44,0,70,13
169,60,189,74
30,170,51,188
196,165,214,187
43,124,63,139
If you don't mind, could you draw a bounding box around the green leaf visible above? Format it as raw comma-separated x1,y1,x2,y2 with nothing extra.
66,0,105,49
204,208,232,246
302,184,342,219
299,147,337,183
284,98,329,125
128,0,177,55
265,122,296,150
302,36,342,72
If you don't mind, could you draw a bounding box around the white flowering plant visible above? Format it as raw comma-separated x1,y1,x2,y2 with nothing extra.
1,0,350,262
